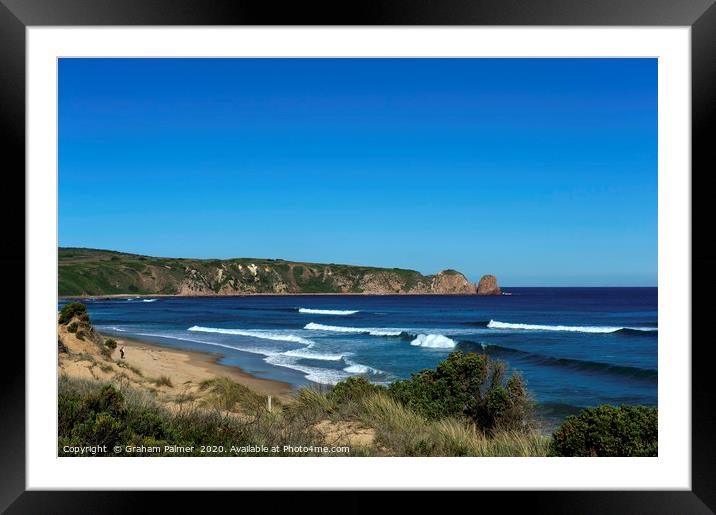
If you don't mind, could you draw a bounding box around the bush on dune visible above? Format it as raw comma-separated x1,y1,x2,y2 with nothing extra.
100,338,118,358
327,376,384,405
549,404,657,457
387,351,535,434
59,302,89,325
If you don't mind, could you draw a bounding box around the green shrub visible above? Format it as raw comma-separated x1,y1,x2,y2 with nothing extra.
58,338,68,353
549,404,658,457
59,302,88,325
86,384,127,417
389,352,487,421
105,338,118,350
328,376,385,405
388,351,534,434
67,322,78,333
479,369,534,433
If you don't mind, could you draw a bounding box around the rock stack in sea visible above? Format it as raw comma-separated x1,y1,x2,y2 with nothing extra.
477,275,501,295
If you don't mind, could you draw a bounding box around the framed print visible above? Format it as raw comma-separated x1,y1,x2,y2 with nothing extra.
2,0,715,512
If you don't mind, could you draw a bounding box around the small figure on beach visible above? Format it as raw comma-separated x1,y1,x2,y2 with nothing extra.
119,346,125,359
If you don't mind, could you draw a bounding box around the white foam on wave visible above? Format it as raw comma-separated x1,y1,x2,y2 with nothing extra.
343,360,382,375
486,320,657,333
283,347,346,361
298,308,359,315
132,331,255,353
265,354,350,385
304,322,403,336
98,325,127,332
188,325,314,345
410,334,456,348
142,299,157,303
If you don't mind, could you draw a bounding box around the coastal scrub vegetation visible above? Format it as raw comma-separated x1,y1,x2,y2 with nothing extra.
58,362,657,457
388,352,534,434
59,352,549,456
58,372,549,457
549,404,658,457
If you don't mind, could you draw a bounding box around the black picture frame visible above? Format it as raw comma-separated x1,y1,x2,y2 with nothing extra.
2,1,713,512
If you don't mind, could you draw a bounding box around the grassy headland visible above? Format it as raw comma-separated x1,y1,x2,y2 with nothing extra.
59,247,478,297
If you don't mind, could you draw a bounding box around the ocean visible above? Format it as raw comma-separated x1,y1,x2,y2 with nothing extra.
60,288,657,427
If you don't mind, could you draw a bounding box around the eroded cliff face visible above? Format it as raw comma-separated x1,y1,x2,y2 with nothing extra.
168,266,476,295
430,270,478,294
58,248,481,296
477,274,501,295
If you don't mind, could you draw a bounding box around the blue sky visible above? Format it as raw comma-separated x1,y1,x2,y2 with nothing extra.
59,58,657,286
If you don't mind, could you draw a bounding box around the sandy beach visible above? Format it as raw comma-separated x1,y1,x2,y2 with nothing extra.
58,321,294,407
114,337,293,397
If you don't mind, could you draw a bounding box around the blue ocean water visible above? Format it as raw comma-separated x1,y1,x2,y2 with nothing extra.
61,288,657,424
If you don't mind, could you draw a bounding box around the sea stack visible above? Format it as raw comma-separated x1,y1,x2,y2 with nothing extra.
477,275,501,296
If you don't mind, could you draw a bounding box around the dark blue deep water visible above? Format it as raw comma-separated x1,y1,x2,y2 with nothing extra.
61,288,657,425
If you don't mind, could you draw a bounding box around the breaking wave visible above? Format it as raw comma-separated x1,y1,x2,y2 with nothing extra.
343,360,382,375
188,325,314,345
264,354,350,385
410,334,457,348
282,348,346,361
298,308,359,315
304,322,404,337
486,320,657,334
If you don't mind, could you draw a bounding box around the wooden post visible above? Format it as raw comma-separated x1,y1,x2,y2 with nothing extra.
267,395,272,412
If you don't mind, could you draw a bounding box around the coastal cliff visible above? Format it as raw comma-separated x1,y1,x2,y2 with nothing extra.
59,248,480,297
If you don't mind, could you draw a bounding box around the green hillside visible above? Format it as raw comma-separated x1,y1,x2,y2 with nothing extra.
58,248,477,297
